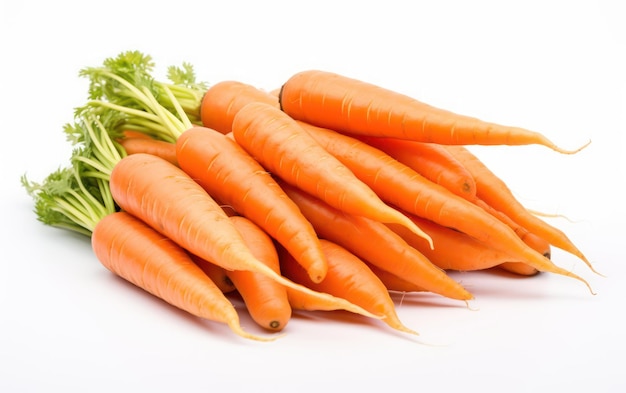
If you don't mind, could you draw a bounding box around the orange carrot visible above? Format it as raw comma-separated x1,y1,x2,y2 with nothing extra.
388,215,525,272
365,262,427,293
444,145,599,275
118,137,178,166
390,212,540,276
231,101,433,247
279,69,589,154
200,80,279,134
189,254,237,294
277,179,473,301
176,126,328,283
279,239,418,335
356,136,476,200
498,261,540,276
295,122,593,292
108,153,381,319
91,211,272,341
225,215,292,332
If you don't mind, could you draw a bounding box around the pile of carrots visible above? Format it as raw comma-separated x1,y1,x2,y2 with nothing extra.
22,50,598,341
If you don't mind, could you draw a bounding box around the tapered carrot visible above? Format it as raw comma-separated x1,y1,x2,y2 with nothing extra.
189,254,237,294
109,153,381,319
365,262,427,293
279,239,418,335
296,122,594,293
176,126,328,283
231,101,433,247
225,215,292,332
118,137,178,166
200,80,279,134
444,145,599,275
279,70,589,154
277,179,473,301
356,136,476,200
387,215,525,272
92,211,273,341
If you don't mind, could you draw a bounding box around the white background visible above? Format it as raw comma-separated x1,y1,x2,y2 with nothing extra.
2,1,625,392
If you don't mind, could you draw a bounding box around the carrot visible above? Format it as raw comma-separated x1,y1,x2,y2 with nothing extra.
356,136,476,200
175,126,328,283
224,215,292,332
277,179,473,301
279,69,589,154
200,80,279,134
279,239,418,335
189,254,237,294
444,145,599,275
118,137,178,166
295,122,594,293
231,101,433,247
365,263,427,293
92,211,273,341
391,215,539,277
109,153,382,320
498,261,540,276
387,215,526,272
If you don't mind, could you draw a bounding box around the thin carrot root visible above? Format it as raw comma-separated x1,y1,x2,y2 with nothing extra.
226,319,282,342
258,262,386,320
550,138,592,155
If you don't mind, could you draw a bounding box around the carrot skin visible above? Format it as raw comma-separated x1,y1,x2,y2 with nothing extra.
296,124,593,292
278,179,473,301
200,80,279,134
189,254,237,294
356,136,477,200
445,145,598,275
279,239,418,335
225,216,292,332
279,69,588,154
109,154,380,318
231,101,432,245
176,126,328,283
118,137,179,166
91,211,271,341
365,262,427,293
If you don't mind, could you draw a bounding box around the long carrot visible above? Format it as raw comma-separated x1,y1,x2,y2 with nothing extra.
296,122,594,293
279,239,418,335
444,145,599,275
365,262,427,293
387,215,526,272
356,136,477,200
92,211,273,341
279,69,589,154
231,101,433,247
189,254,237,294
118,136,178,166
225,215,292,332
200,80,279,134
175,126,328,283
277,179,473,301
109,153,382,320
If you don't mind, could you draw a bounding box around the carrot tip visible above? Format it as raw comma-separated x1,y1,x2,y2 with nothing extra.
228,320,282,342
554,138,592,154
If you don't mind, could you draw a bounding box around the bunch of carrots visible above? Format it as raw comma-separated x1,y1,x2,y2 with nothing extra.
22,51,598,341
